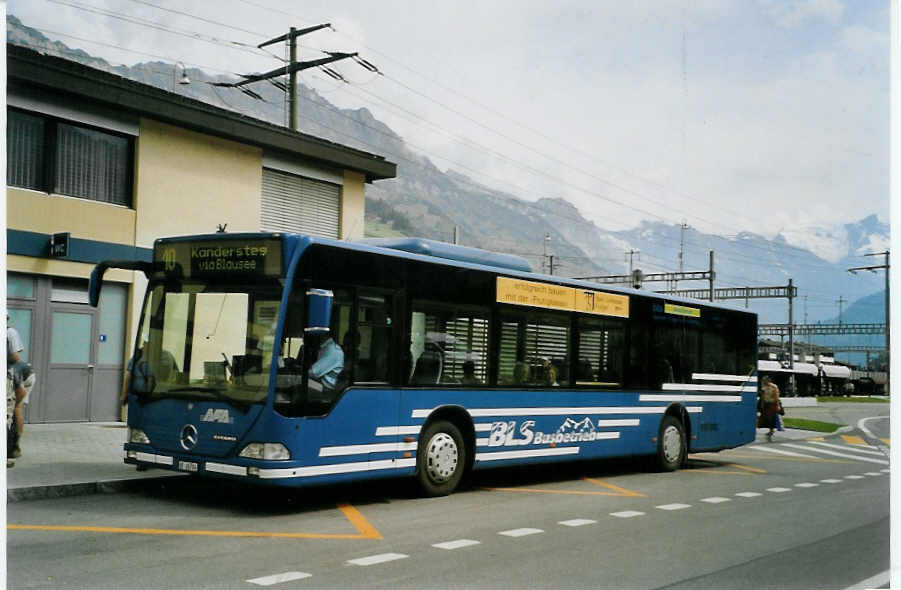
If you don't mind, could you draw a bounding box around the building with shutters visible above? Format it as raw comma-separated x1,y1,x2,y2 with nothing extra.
6,45,396,423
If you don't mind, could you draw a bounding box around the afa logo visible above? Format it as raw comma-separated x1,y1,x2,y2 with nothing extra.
200,408,233,424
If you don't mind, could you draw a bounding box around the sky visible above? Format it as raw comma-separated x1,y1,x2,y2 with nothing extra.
7,0,891,240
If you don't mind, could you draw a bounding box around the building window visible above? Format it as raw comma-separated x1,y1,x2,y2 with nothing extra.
7,108,133,207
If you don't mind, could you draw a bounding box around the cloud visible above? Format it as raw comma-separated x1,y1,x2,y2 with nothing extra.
759,0,844,28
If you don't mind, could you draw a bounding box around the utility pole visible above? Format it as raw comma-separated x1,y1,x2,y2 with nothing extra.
848,251,890,394
788,278,795,394
836,296,846,325
708,250,715,302
543,233,551,274
626,249,640,275
548,255,555,276
213,24,372,132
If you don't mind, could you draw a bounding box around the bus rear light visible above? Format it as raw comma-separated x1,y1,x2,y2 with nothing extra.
238,443,291,460
128,428,150,444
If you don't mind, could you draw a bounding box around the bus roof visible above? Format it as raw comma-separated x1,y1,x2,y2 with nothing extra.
156,232,756,317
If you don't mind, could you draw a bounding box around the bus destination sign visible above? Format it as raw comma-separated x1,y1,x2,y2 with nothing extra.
496,277,629,318
155,238,283,279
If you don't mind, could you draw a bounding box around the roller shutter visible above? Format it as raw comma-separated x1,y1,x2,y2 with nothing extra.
261,167,341,238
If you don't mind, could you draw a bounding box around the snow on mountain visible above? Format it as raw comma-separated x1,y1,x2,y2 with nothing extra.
776,215,889,263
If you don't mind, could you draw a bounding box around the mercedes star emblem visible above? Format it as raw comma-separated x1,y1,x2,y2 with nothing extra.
180,424,198,451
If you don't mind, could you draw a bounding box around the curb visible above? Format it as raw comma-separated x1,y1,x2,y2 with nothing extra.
7,474,183,503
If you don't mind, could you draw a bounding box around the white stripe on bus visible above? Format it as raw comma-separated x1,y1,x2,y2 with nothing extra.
134,452,173,466
641,394,743,402
692,373,757,383
475,418,639,429
413,406,668,419
205,462,248,476
375,426,421,436
475,447,581,462
319,442,418,457
257,458,417,479
660,384,751,393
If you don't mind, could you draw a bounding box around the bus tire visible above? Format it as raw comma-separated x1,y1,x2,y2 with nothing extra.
417,420,465,496
656,415,686,472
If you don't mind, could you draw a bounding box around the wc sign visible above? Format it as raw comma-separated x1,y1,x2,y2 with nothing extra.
49,232,70,258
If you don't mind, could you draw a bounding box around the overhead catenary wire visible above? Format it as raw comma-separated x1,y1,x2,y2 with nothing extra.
17,6,885,300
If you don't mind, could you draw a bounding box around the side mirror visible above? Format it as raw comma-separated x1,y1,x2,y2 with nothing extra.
306,289,333,334
88,260,156,307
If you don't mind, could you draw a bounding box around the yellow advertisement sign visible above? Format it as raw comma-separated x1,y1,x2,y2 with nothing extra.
664,303,701,318
496,277,629,318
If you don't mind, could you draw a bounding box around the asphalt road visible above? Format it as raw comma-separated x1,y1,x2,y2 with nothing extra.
8,405,890,590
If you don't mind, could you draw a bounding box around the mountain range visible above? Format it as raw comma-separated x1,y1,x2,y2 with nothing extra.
7,15,889,355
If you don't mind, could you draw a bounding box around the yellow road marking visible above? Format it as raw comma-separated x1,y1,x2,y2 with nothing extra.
729,463,767,474
841,435,867,446
694,452,848,464
685,469,755,476
582,477,645,497
8,502,382,540
880,438,890,446
808,437,825,442
484,477,644,498
483,486,628,497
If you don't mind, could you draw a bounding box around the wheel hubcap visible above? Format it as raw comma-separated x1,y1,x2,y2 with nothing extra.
426,433,458,483
662,425,682,464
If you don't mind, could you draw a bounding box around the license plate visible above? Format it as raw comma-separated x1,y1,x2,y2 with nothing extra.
178,461,199,472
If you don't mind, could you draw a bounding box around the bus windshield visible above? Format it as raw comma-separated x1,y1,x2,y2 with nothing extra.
132,280,283,406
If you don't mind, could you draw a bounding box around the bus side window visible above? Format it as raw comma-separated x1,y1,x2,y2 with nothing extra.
498,312,570,387
355,292,391,383
407,304,489,386
576,317,625,388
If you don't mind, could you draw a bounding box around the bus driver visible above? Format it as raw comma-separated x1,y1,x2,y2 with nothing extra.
308,330,344,394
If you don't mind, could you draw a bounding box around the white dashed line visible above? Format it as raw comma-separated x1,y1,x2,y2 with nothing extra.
611,510,645,518
881,469,890,473
432,539,481,550
499,528,544,537
657,503,691,511
558,519,597,527
794,482,819,488
347,553,409,566
766,487,792,493
864,472,883,476
781,444,889,465
844,475,864,480
735,492,762,498
820,479,843,483
808,441,886,457
701,497,731,504
247,572,312,586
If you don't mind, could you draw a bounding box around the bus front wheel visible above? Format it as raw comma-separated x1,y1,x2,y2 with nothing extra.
656,415,686,471
417,420,465,496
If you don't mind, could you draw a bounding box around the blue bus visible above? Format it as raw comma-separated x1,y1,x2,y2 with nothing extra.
90,233,758,496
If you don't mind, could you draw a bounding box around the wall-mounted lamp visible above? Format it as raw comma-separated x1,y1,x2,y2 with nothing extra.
174,61,191,90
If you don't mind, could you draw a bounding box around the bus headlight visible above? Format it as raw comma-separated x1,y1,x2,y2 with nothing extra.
128,428,150,444
239,443,291,460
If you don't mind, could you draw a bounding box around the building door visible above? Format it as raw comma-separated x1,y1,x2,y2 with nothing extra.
44,306,96,422
11,275,128,423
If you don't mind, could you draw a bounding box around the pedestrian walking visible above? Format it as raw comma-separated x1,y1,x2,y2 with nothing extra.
759,376,782,440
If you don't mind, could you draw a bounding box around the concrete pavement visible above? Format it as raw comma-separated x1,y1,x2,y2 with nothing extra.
5,398,887,502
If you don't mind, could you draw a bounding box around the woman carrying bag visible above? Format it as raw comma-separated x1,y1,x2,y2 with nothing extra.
759,376,782,440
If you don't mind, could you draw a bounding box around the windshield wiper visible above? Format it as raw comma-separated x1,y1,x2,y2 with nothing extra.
165,387,252,413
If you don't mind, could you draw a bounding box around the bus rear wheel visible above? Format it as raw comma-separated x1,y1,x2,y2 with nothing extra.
417,420,465,496
656,415,686,472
